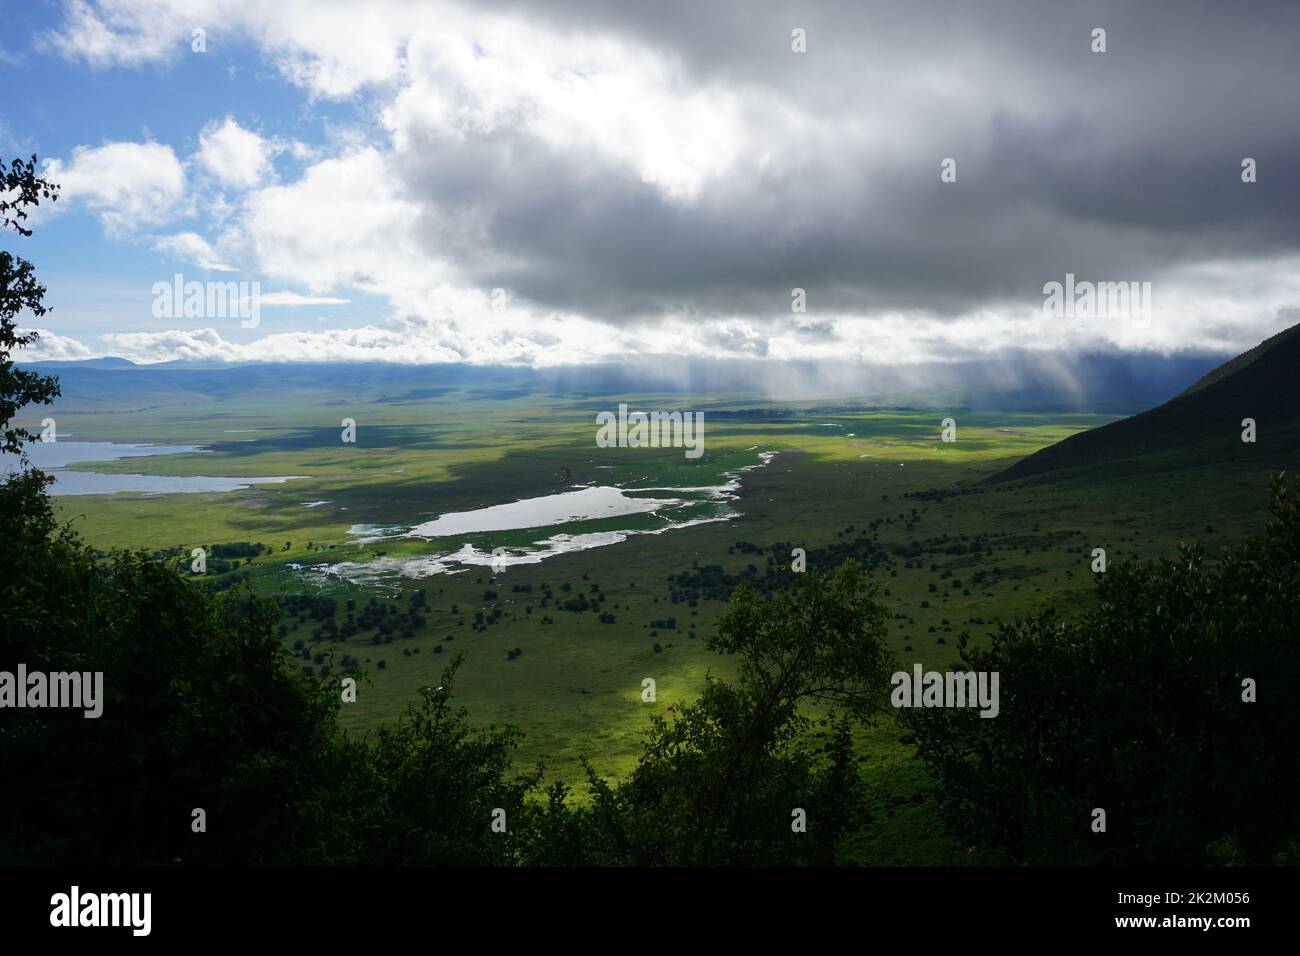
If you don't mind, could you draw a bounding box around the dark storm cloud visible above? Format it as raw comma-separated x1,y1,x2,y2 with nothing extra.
396,0,1300,323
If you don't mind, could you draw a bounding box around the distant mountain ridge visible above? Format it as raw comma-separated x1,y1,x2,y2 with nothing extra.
991,322,1300,483
19,349,1226,414
22,356,139,370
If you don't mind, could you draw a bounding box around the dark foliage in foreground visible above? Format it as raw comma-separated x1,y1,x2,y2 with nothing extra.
528,563,893,865
905,473,1300,865
0,469,350,864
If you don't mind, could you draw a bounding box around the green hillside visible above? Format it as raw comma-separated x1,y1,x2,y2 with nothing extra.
991,323,1300,483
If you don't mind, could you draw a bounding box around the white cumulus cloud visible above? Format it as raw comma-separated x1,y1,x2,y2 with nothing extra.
197,116,275,190
15,328,98,361
45,140,186,236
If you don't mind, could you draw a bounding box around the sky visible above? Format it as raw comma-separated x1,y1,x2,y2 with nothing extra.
2,0,1298,370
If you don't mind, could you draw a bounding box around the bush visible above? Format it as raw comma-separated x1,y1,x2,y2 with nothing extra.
905,475,1300,865
0,471,350,864
537,561,893,866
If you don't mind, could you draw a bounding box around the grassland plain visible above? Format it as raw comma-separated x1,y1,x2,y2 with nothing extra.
19,389,1289,864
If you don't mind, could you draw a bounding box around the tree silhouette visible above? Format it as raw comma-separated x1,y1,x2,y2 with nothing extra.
0,155,61,457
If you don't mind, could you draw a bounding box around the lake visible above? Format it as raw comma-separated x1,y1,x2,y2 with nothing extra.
1,441,305,496
309,450,777,581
